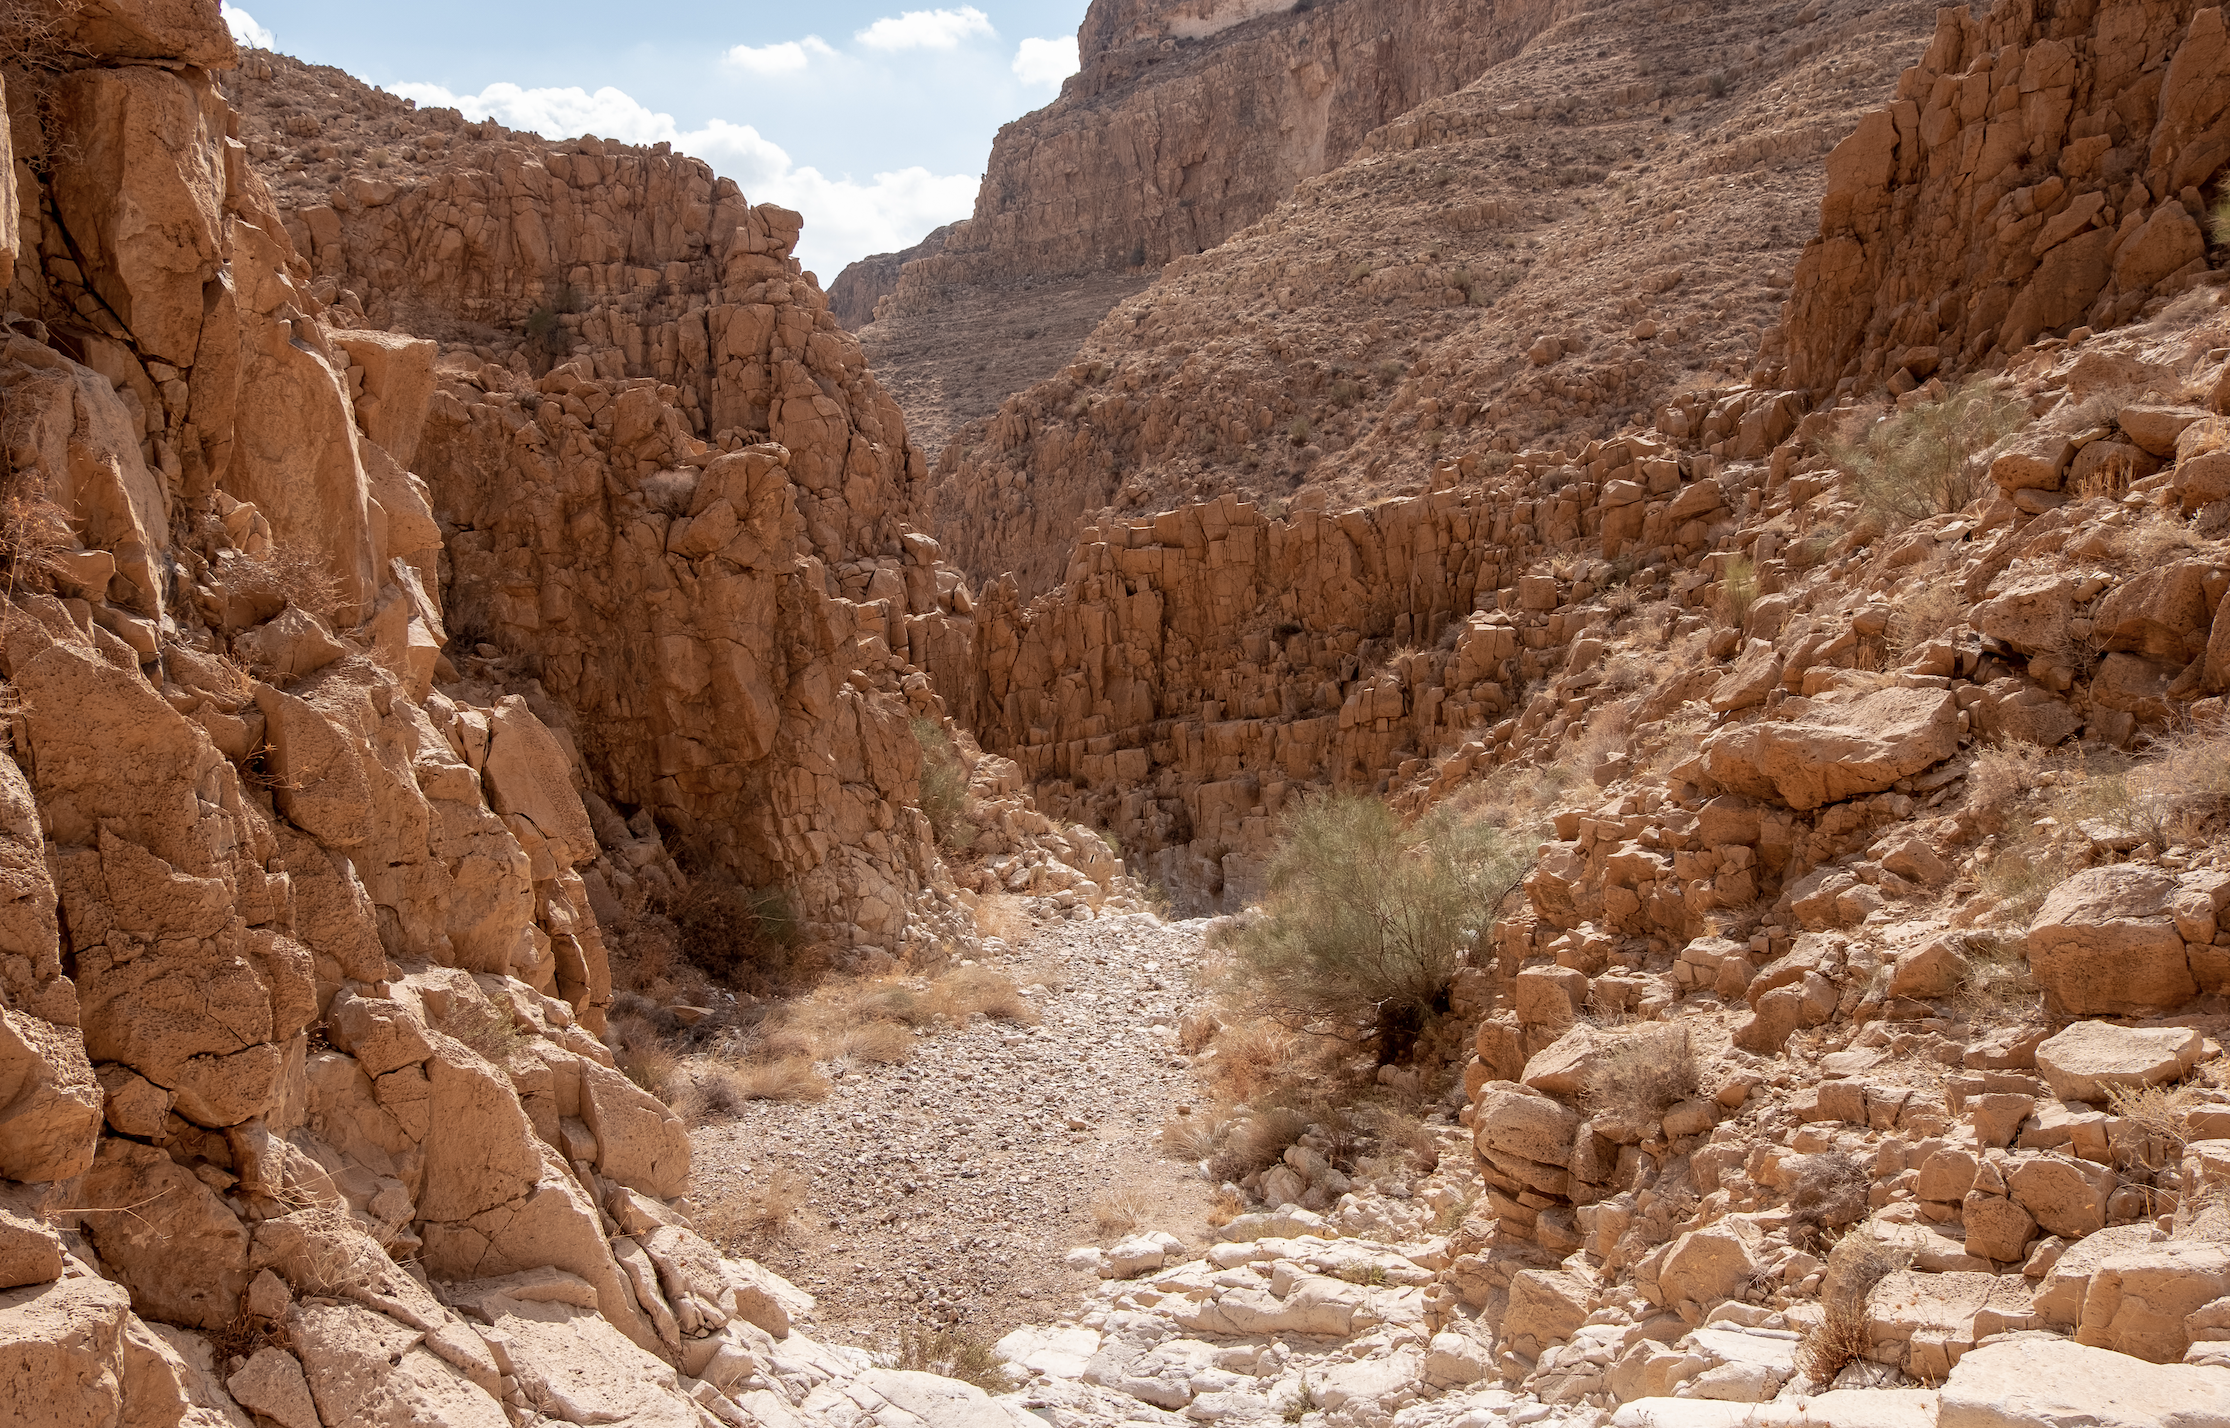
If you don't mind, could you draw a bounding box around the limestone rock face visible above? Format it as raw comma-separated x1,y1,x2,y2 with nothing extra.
1783,1,2230,393
1699,686,1959,811
874,0,1555,298
1937,1337,2230,1428
2026,867,2199,1016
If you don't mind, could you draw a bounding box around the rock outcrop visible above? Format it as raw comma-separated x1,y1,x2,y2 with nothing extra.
1781,0,2230,394
921,0,1946,594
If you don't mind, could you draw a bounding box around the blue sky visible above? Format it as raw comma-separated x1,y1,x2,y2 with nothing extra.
219,2,1091,278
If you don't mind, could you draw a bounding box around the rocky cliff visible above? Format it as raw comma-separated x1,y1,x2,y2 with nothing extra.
1781,0,2230,394
0,6,1099,1425
840,0,1561,466
921,0,1945,597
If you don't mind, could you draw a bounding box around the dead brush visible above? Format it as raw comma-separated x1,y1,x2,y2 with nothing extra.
1088,1181,1154,1239
928,965,1039,1025
1786,1152,1871,1251
893,1327,1012,1394
608,1012,682,1099
1581,1024,1700,1131
697,1167,809,1249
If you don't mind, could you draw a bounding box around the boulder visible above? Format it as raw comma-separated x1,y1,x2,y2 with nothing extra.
2006,1155,2118,1241
1989,432,2075,493
1473,1082,1582,1169
1701,686,1959,811
2076,1243,2230,1364
1504,1268,1590,1346
1659,1221,1763,1313
2025,867,2198,1015
2035,1022,2207,1103
0,1276,133,1428
1937,1336,2230,1428
1972,566,2077,656
2035,1224,2162,1326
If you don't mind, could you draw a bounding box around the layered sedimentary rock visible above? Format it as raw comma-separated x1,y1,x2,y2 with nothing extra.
827,221,954,330
923,0,1944,594
894,0,1557,292
1781,0,2230,394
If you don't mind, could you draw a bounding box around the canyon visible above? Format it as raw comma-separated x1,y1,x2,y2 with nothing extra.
1,2,2230,1428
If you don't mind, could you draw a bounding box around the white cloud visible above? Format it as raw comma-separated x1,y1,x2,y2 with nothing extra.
388,81,978,277
220,3,274,50
855,6,994,51
723,36,836,75
1012,35,1078,87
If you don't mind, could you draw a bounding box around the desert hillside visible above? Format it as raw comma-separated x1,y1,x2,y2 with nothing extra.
2,3,2230,1428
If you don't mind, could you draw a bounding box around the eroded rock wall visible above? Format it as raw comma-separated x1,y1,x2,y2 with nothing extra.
1781,0,2230,395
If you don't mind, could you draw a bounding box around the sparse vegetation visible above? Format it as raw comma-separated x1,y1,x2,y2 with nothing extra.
698,1167,810,1248
1715,554,1757,624
912,716,978,852
1828,381,2026,529
1229,794,1530,1062
896,1328,1013,1393
1786,1152,1871,1250
1946,932,2043,1023
1582,1024,1700,1130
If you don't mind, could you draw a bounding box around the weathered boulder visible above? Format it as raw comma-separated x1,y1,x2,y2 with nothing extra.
2035,1022,2208,1104
2026,867,2198,1015
1937,1336,2230,1428
2076,1243,2230,1363
1702,686,1958,810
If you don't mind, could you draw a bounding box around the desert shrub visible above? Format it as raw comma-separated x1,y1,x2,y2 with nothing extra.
1714,555,1757,624
2211,193,2230,248
698,1167,809,1248
1161,1107,1230,1160
231,544,346,627
1887,577,1963,660
1787,1152,1871,1249
911,717,978,852
1208,1105,1311,1183
609,1012,681,1098
895,1328,1011,1393
929,965,1038,1024
1828,381,2026,529
1089,1181,1152,1238
1229,794,1530,1062
673,878,820,997
1583,1025,1701,1129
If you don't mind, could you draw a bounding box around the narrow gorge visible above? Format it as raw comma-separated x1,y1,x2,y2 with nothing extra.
4,3,2230,1428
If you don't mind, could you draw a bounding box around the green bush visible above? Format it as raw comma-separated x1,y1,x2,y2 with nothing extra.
1230,794,1530,1063
1828,380,2026,529
911,716,977,852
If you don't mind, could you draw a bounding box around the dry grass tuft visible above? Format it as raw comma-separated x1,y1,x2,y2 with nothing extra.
1160,1106,1232,1161
1582,1024,1700,1129
671,1062,753,1126
1199,1017,1302,1104
929,965,1039,1025
698,1167,810,1249
895,1328,1012,1393
1205,1186,1245,1228
1089,1182,1154,1239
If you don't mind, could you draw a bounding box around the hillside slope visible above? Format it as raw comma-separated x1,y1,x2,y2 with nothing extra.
925,0,1943,595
